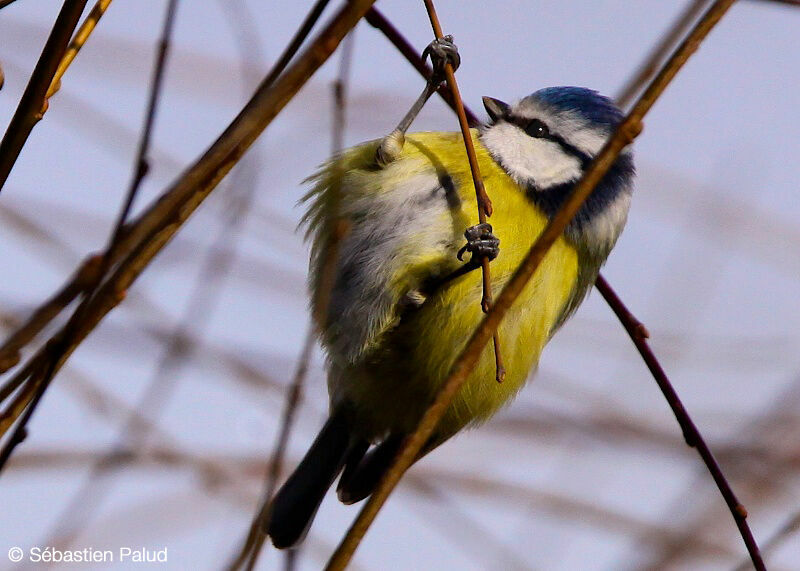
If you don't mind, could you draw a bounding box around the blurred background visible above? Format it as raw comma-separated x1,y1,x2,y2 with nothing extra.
0,1,799,569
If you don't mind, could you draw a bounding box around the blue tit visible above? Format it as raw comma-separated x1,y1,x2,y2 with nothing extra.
267,86,635,548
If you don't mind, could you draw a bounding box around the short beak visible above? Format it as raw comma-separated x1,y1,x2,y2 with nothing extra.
482,96,509,122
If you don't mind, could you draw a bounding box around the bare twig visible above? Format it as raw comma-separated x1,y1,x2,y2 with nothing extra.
594,275,764,569
0,0,376,468
324,2,741,568
368,7,765,567
230,22,355,571
46,0,114,100
615,0,710,109
0,0,180,472
734,507,800,570
0,254,103,373
362,8,480,127
0,0,89,193
236,331,315,571
422,0,505,382
0,0,21,11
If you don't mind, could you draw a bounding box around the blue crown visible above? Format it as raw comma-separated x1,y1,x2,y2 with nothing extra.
531,86,624,128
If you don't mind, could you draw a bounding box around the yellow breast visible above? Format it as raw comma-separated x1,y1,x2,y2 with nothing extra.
328,131,580,442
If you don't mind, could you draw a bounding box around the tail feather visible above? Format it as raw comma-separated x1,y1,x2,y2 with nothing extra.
266,414,352,549
337,436,403,505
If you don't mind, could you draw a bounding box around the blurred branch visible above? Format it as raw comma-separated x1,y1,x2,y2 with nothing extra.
0,0,180,472
615,0,710,109
0,0,89,193
0,0,376,467
235,329,315,571
231,13,354,569
594,275,764,570
46,0,114,100
422,0,505,382
325,1,742,568
0,255,102,373
627,374,800,569
752,0,800,6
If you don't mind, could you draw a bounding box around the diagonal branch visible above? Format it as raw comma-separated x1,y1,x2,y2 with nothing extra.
0,0,378,466
0,0,179,472
324,2,745,569
0,0,89,193
46,0,115,100
615,0,710,109
362,6,766,569
594,275,764,570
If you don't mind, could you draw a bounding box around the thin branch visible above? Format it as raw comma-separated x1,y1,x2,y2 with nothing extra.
236,330,315,571
324,2,740,568
46,0,114,100
0,0,377,468
0,254,103,373
0,0,180,472
615,0,710,109
362,8,480,127
231,19,354,570
734,508,800,570
594,274,764,569
0,0,21,11
422,0,505,381
0,0,89,193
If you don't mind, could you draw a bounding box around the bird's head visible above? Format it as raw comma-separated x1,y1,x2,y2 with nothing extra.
480,86,635,258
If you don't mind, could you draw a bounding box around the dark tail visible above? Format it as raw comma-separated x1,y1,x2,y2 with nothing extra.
337,435,403,505
266,413,354,549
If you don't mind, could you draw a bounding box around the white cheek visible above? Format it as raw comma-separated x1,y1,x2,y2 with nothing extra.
481,123,582,187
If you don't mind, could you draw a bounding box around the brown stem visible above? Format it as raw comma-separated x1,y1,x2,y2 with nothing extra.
0,254,103,374
0,0,378,469
0,0,89,193
228,5,352,569
0,0,180,472
363,8,480,127
422,0,505,382
324,2,740,569
615,0,709,109
46,0,115,100
595,276,764,570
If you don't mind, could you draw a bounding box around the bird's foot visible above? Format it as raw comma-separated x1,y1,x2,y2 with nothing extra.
457,223,499,262
422,35,460,84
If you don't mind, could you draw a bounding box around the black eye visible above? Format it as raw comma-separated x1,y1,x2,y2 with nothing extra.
525,119,550,139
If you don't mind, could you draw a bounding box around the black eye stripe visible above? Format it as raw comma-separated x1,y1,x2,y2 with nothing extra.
503,115,592,169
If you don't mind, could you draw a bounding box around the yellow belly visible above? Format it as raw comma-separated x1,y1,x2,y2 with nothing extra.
329,131,580,442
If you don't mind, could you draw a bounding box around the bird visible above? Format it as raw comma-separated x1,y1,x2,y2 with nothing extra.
266,86,635,549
